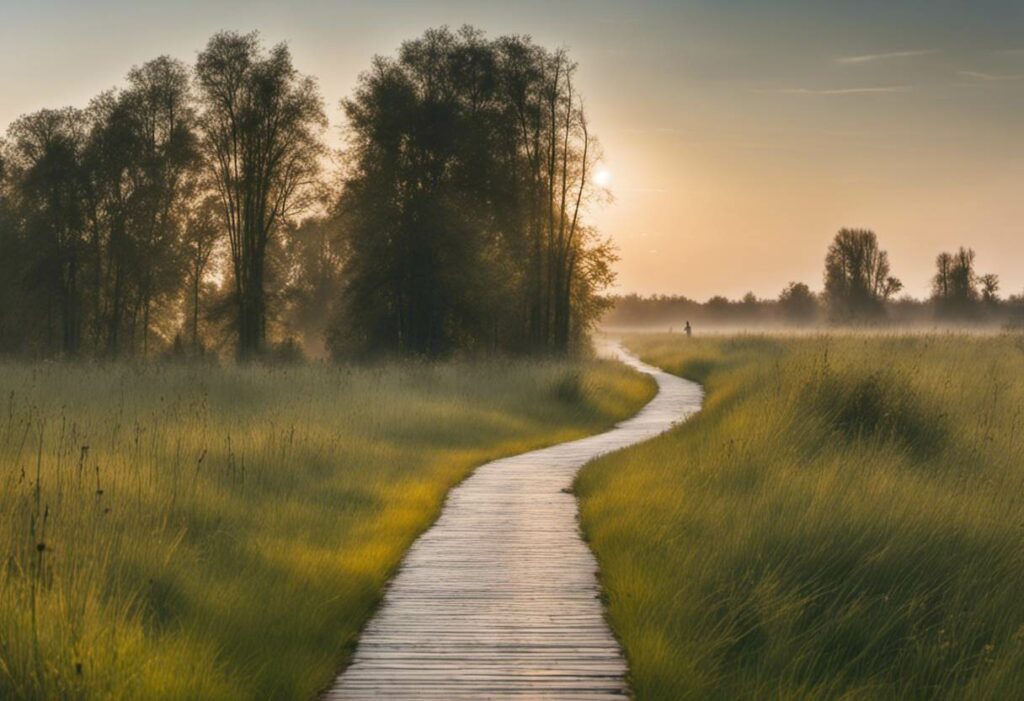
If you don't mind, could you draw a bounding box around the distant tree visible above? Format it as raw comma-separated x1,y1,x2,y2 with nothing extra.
195,31,326,360
932,246,979,319
979,273,1000,308
950,247,978,305
281,214,346,356
734,291,757,321
705,295,731,319
1007,290,1024,329
823,228,902,322
601,294,700,329
932,252,952,304
778,282,818,324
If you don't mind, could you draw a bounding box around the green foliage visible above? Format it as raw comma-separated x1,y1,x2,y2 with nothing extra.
196,31,327,360
332,27,612,357
578,332,1024,700
814,365,945,459
0,359,653,699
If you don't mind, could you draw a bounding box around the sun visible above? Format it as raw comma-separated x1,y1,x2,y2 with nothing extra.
593,167,612,187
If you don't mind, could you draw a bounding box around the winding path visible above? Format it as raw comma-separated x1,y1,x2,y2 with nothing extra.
325,344,703,700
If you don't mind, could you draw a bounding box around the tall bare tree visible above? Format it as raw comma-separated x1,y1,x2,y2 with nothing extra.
195,31,326,359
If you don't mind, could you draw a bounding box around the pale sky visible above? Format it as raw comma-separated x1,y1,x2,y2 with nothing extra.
2,0,1022,300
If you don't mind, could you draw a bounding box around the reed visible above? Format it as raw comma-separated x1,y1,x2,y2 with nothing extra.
578,332,1024,700
0,358,654,699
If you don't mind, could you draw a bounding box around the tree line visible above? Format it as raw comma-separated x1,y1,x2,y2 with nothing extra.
606,228,1021,329
0,27,613,360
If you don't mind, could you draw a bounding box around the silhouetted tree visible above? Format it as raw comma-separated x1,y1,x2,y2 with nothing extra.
932,246,979,319
0,142,16,350
332,27,612,357
181,195,221,351
83,56,200,356
823,228,902,322
778,282,818,324
932,252,953,304
704,295,732,320
4,108,88,355
979,273,1000,308
195,31,326,360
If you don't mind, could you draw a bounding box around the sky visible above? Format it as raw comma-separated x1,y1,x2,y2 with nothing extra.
1,0,1022,300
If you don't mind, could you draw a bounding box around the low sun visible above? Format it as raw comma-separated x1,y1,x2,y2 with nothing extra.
593,167,612,187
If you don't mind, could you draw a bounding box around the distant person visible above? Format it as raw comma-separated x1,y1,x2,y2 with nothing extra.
684,321,692,337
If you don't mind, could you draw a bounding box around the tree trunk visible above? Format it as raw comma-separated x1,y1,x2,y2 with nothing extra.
191,260,201,352
236,252,266,361
61,255,80,356
107,260,124,358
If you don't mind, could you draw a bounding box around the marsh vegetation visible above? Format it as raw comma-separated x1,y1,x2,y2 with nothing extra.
578,332,1024,700
0,358,652,699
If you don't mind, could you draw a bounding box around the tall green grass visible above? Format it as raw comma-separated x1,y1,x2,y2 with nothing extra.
577,333,1024,700
0,358,654,700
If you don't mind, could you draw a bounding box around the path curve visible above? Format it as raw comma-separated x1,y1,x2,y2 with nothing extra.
325,344,703,700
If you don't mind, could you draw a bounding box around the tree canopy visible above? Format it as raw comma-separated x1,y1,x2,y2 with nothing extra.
823,228,902,322
0,27,616,360
330,27,614,357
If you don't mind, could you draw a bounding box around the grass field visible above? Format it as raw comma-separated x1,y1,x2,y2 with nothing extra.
0,358,654,700
577,332,1024,700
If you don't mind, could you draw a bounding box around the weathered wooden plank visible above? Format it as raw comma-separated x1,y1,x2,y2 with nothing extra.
324,345,702,700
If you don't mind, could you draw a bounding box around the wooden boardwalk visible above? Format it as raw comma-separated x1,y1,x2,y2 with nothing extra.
325,345,703,700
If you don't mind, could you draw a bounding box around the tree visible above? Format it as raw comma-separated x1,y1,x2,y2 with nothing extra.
932,246,979,319
4,108,88,355
778,282,818,324
195,31,326,360
333,26,613,357
281,214,346,357
0,137,30,353
1,56,204,359
122,56,200,355
950,247,978,307
823,228,901,322
181,195,221,352
932,252,952,302
78,56,200,357
704,295,732,320
523,43,600,352
979,273,1000,308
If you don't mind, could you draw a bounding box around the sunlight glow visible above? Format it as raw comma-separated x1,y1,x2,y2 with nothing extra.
593,167,612,187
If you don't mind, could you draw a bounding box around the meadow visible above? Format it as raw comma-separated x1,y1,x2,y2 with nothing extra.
0,358,654,700
577,332,1024,700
